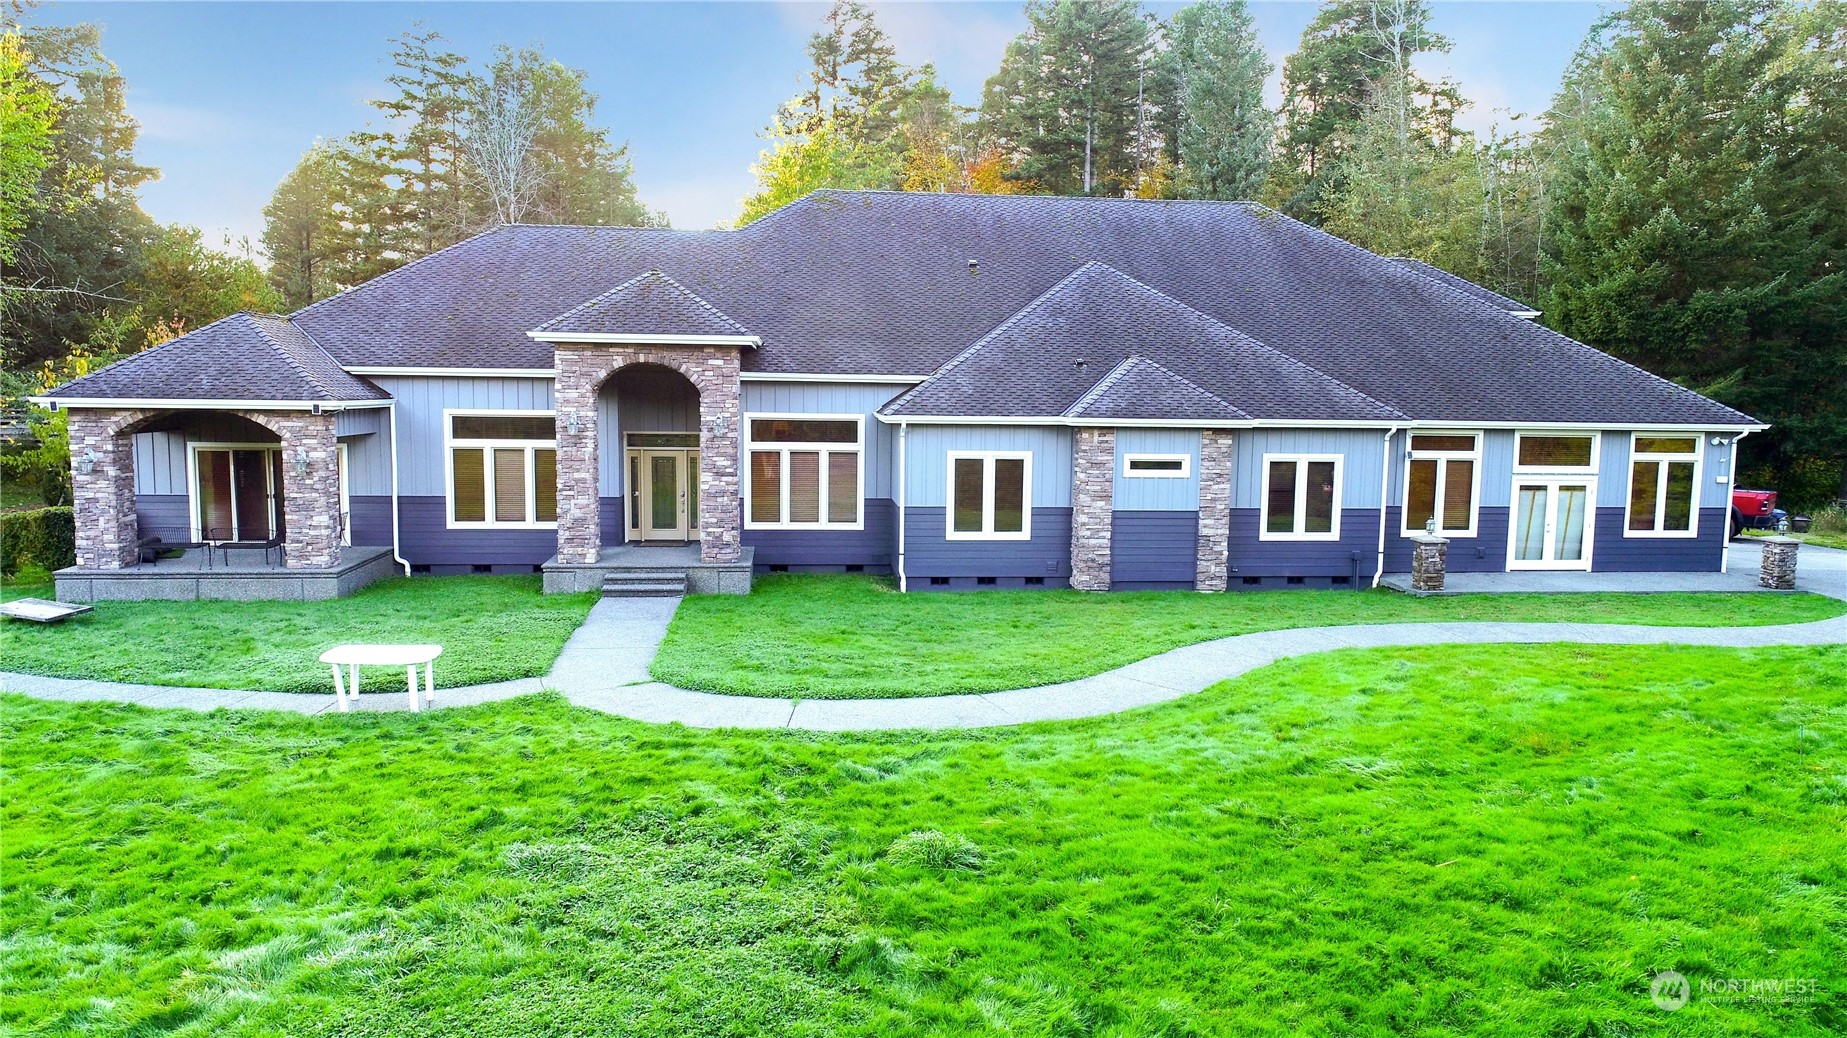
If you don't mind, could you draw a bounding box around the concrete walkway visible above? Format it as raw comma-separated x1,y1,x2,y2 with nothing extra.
5,544,1844,732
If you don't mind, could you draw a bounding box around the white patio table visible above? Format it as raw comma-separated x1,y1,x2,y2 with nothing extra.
319,644,443,712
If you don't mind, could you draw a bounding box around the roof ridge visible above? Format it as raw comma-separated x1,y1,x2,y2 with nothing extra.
1386,256,1536,315
245,313,338,399
645,270,751,336
44,310,253,395
1063,355,1143,418
533,269,751,337
1065,355,1250,420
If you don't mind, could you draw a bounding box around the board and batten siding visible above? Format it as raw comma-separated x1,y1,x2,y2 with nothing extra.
369,375,554,498
902,425,1073,507
744,382,907,501
1233,429,1388,510
1113,428,1201,511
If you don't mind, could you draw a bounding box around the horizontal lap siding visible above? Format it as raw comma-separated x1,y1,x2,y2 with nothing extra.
1111,510,1197,588
903,507,1071,580
1381,506,1511,572
370,376,554,497
397,497,556,567
348,495,394,547
746,499,896,569
1592,508,1724,572
1229,508,1379,579
135,495,191,542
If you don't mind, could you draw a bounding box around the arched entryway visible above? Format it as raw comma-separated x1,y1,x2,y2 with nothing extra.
605,364,702,544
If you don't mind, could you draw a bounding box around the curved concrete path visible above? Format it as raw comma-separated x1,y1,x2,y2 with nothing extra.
6,600,1844,733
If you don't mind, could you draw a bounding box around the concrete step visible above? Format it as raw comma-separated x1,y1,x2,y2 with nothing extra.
602,570,688,597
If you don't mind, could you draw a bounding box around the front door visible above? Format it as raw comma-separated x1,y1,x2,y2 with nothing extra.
628,449,699,542
1510,480,1594,570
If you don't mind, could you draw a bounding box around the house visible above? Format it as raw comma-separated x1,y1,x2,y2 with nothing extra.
38,190,1761,600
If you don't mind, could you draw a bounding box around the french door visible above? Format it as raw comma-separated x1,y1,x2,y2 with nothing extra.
194,448,282,541
626,448,700,542
1510,479,1594,570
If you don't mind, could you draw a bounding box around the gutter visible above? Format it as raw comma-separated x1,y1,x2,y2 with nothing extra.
896,421,908,592
1372,426,1401,588
1722,430,1750,575
386,401,411,577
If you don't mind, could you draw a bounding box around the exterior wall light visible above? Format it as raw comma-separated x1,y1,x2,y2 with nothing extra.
292,448,311,477
1777,517,1791,535
563,412,580,436
74,448,97,476
1425,517,1438,535
711,414,728,437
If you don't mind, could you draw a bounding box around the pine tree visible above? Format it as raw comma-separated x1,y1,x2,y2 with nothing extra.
261,142,343,307
1160,0,1273,200
784,0,910,151
371,26,471,253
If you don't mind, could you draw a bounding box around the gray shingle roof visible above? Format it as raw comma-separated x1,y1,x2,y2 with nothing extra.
1389,257,1538,315
532,270,753,339
47,312,387,403
1065,356,1249,422
881,262,1405,423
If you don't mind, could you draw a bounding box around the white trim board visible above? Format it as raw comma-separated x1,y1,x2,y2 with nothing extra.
35,398,391,412
529,331,761,347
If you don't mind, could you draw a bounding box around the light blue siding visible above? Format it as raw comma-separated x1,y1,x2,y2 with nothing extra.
1114,428,1201,510
743,381,908,500
903,425,1074,507
133,432,188,496
1597,431,1630,508
1233,428,1388,510
1596,430,1730,510
369,375,554,497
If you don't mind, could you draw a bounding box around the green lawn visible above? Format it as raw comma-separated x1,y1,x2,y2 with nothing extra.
652,573,1847,698
4,643,1843,1035
1746,528,1847,552
0,575,597,692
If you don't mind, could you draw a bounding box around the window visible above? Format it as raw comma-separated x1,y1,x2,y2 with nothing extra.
744,414,863,529
946,451,1031,540
1123,453,1191,479
1515,432,1598,473
1403,432,1480,536
1626,434,1701,537
1261,454,1342,540
445,410,557,528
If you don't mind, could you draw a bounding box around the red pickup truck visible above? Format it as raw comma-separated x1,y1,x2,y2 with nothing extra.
1732,488,1778,538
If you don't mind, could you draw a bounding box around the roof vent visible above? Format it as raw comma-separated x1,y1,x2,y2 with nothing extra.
968,259,979,275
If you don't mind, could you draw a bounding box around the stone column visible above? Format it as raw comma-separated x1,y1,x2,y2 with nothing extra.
553,349,603,565
263,412,342,569
67,408,146,570
1411,533,1449,592
695,354,743,564
1195,430,1233,591
1069,427,1115,592
1759,536,1799,590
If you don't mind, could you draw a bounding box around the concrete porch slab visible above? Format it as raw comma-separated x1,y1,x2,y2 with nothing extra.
542,545,753,595
53,545,398,602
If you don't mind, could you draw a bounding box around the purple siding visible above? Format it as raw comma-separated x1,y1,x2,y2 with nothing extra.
397,496,556,567
135,495,192,543
347,495,394,547
1381,506,1511,573
1228,508,1378,580
1592,507,1724,572
1111,510,1198,589
746,499,896,571
902,507,1071,585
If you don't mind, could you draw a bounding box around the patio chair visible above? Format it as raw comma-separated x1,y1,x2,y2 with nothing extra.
216,532,286,568
138,534,211,568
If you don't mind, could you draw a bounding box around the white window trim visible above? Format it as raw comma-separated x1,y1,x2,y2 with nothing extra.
1122,453,1192,479
742,412,866,531
1623,433,1703,539
1401,431,1482,539
944,450,1033,541
1505,476,1599,572
1259,453,1344,542
442,408,558,530
184,442,350,544
1513,430,1601,474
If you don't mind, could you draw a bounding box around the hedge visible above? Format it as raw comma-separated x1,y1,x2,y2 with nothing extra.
1,506,75,576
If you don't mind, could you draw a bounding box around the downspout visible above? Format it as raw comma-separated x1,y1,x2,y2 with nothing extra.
1722,430,1750,574
896,421,909,592
1372,426,1402,588
386,400,410,576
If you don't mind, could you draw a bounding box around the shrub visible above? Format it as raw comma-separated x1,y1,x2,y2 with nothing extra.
1,506,75,576
886,829,982,872
1808,504,1847,537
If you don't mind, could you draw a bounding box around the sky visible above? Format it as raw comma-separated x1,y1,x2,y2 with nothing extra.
28,1,1609,246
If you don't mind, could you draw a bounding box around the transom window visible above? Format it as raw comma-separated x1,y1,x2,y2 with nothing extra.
1403,432,1480,536
1261,454,1342,540
744,414,863,529
446,410,557,528
1123,453,1191,479
1626,434,1701,537
947,451,1031,540
1515,432,1599,472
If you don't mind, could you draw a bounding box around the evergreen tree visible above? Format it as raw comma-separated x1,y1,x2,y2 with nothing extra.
783,0,910,151
128,225,281,344
371,26,471,253
1160,0,1272,200
1540,0,1847,504
261,142,343,307
979,0,1155,196
0,30,56,264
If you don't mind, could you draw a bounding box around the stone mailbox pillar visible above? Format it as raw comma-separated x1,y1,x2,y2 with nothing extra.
1758,536,1799,590
1411,532,1449,592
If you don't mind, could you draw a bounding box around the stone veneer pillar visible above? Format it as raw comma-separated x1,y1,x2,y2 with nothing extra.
1758,536,1799,590
262,411,342,569
1069,427,1115,592
1195,430,1234,591
67,408,149,570
554,344,742,565
1411,532,1449,592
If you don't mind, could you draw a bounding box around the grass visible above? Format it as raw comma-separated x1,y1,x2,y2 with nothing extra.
652,573,1847,698
0,575,597,692
1744,504,1847,551
4,643,1843,1035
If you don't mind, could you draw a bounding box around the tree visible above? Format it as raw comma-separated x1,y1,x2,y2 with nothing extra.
783,0,910,150
979,0,1155,196
127,225,282,345
1272,0,1454,219
1540,0,1847,504
1160,0,1272,200
896,69,970,192
0,30,56,264
261,142,343,307
461,53,547,226
735,113,897,226
371,26,471,254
